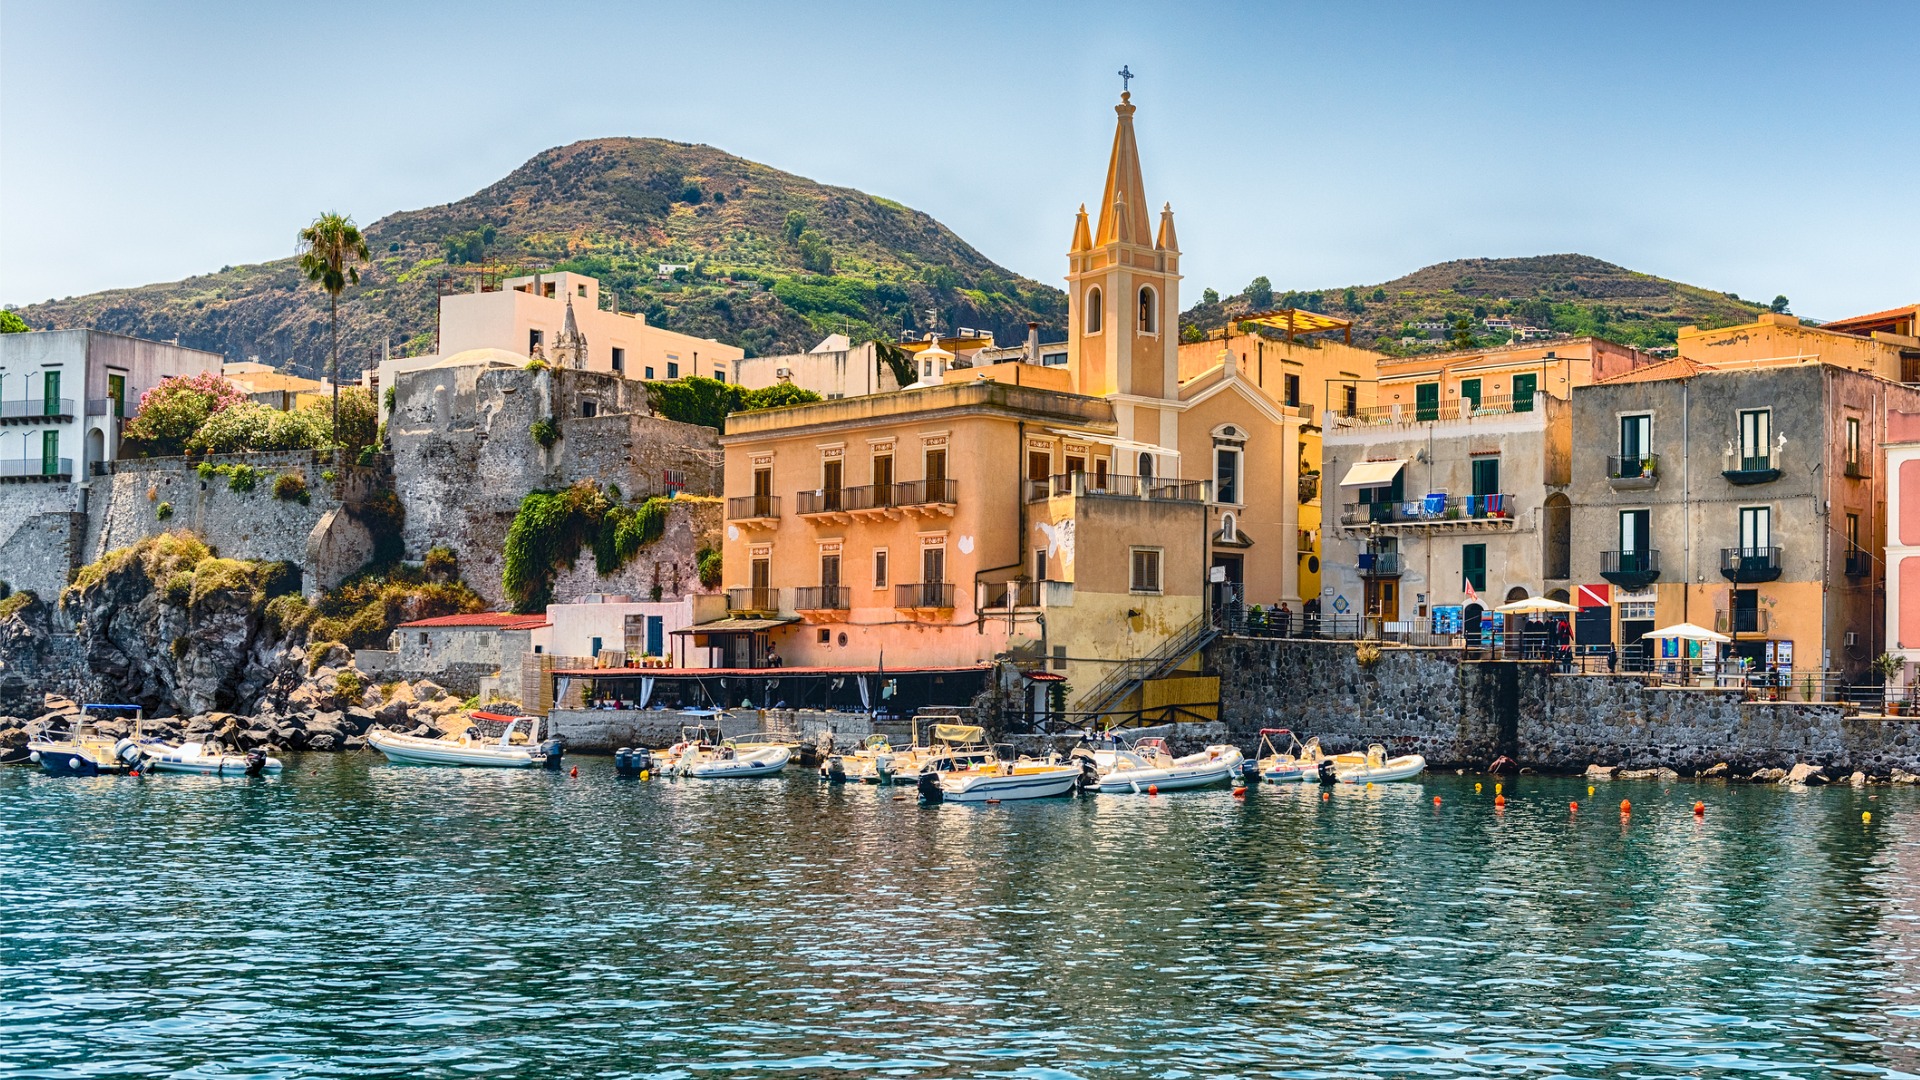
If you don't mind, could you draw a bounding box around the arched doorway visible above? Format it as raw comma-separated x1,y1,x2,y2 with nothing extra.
1543,493,1571,580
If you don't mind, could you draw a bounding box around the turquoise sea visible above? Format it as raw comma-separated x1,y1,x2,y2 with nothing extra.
2,756,1917,1078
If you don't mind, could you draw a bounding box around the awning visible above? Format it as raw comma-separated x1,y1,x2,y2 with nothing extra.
1338,459,1407,487
670,616,798,636
1023,671,1068,682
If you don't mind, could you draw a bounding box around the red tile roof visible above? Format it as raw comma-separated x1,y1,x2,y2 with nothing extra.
1820,303,1918,335
398,612,549,630
1592,356,1712,386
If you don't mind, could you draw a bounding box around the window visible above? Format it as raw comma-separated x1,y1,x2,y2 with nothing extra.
41,429,59,472
1028,450,1052,482
922,545,946,584
1462,543,1487,592
1847,416,1861,467
820,553,841,588
1847,512,1861,552
1415,382,1440,422
714,369,724,381
1138,452,1153,481
611,347,625,373
1064,453,1085,477
1619,509,1650,553
750,557,771,589
529,329,544,353
1033,547,1048,582
1214,445,1242,504
1620,414,1651,461
577,284,587,297
542,282,555,298
1085,287,1103,334
1342,384,1358,418
818,627,832,645
1471,456,1500,498
1739,409,1771,469
1283,373,1301,407
924,448,947,485
1511,373,1537,411
644,366,655,380
107,373,126,417
1130,548,1163,593
1138,286,1157,333
1460,378,1482,411
667,361,680,379
872,453,894,504
1739,506,1771,552
873,549,889,589
821,458,843,510
590,636,603,656
1094,457,1109,488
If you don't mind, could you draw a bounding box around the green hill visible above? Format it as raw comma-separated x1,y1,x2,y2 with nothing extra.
1182,254,1773,354
10,138,1066,375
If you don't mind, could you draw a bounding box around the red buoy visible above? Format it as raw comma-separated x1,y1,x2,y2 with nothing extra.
1433,795,1442,806
1570,801,1578,812
1148,785,1159,795
1494,793,1506,807
1694,800,1705,816
1232,787,1247,799
570,766,579,778
1620,799,1631,814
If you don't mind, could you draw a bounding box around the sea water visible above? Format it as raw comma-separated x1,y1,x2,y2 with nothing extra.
2,756,1917,1077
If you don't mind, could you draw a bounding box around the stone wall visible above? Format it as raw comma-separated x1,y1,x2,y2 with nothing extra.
1211,635,1920,775
388,364,724,607
548,707,877,753
84,451,385,591
0,483,84,601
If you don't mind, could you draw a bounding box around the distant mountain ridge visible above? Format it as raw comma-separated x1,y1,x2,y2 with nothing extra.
10,138,1067,375
1181,254,1773,353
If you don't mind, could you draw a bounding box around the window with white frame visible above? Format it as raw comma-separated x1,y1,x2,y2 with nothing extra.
873,549,889,590
1130,547,1162,593
1138,286,1157,333
1085,287,1103,334
1214,444,1242,505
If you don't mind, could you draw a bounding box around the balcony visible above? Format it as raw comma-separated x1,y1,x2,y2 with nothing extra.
726,587,781,615
895,582,955,612
793,585,849,613
1601,549,1661,590
1027,472,1208,504
980,579,1044,611
726,494,780,529
1844,459,1869,480
1338,493,1517,531
0,457,74,482
1297,472,1321,503
1722,455,1780,486
1716,608,1771,636
1720,546,1782,583
1607,455,1659,490
0,398,76,423
1357,551,1401,577
1846,549,1872,577
799,480,954,522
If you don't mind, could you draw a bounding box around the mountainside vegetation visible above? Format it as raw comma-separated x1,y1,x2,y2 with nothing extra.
1182,254,1775,354
12,138,1066,377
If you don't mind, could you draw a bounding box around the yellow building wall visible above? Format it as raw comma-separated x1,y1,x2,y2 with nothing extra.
1679,313,1910,382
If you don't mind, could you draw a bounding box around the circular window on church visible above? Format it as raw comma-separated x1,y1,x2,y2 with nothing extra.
1307,556,1320,574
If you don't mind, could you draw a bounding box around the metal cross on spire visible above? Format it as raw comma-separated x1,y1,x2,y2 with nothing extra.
1118,65,1134,94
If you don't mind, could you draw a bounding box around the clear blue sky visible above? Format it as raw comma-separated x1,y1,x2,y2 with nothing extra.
3,0,1915,321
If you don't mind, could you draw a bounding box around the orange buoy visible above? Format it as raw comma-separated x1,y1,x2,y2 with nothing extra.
1570,801,1578,812
1322,791,1330,801
1693,801,1705,816
569,766,579,778
1433,795,1442,806
1620,799,1631,814
1494,793,1506,807
1148,784,1159,795
1232,786,1247,799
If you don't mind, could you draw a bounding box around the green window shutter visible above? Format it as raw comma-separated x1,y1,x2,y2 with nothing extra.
43,371,60,415
1463,543,1487,591
1512,373,1536,411
1460,379,1481,410
1471,457,1500,497
1415,382,1440,421
41,430,59,475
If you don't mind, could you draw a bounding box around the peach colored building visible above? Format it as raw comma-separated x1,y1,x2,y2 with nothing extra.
1887,408,1920,695
1678,309,1920,383
702,90,1309,719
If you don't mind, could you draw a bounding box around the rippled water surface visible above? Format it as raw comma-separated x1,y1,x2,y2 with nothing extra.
4,757,1920,1078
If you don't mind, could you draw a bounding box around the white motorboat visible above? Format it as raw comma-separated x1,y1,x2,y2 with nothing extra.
368,715,559,768
1254,728,1333,783
822,733,895,782
26,704,144,777
918,744,1082,803
1335,743,1427,784
139,741,282,776
860,722,994,784
1081,736,1243,794
660,725,790,778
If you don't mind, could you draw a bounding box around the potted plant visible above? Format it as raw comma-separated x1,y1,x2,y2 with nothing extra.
1874,653,1905,714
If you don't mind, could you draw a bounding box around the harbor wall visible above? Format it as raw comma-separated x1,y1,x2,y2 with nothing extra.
1210,636,1920,775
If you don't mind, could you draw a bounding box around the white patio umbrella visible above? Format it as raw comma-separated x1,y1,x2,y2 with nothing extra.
1494,596,1580,615
1641,622,1731,643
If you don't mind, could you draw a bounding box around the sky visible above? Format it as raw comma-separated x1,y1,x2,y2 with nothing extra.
3,0,1916,322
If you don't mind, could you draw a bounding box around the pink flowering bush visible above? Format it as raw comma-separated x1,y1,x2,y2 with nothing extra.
121,371,248,457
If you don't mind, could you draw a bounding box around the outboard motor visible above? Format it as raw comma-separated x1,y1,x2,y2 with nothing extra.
874,752,895,786
540,738,566,769
916,769,944,804
115,738,143,768
1317,759,1338,784
613,747,652,776
1075,754,1101,794
824,756,847,784
244,749,268,777
1240,758,1261,784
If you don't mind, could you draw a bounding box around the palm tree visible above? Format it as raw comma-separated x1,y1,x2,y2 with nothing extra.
297,212,371,451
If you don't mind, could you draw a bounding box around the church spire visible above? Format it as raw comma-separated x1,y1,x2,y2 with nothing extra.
1070,203,1092,253
1093,92,1152,248
1155,202,1179,253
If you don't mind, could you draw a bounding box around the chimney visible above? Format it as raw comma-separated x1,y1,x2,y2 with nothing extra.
1026,322,1040,364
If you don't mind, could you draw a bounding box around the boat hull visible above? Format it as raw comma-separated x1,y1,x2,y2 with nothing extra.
938,765,1081,802
1337,755,1428,784
28,740,131,777
1097,747,1245,793
367,729,546,768
143,755,284,776
681,746,790,778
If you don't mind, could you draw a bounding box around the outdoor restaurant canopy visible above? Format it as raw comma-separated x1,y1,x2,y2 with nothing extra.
1640,622,1731,644
1338,459,1407,487
1495,596,1580,615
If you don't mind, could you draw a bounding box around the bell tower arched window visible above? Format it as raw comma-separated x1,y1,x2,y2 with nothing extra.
1085,287,1104,335
1138,286,1157,334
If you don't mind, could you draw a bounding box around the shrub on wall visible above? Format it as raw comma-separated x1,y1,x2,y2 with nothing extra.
155,501,174,521
529,417,560,449
273,472,309,504
502,482,677,613
188,401,331,454
121,372,247,457
644,376,822,431
697,547,722,589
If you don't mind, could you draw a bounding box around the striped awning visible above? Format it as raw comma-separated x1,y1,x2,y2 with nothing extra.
1338,459,1407,487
